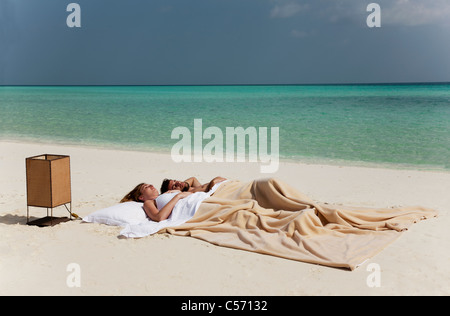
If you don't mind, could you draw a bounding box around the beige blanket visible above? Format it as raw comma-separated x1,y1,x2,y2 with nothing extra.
160,178,438,270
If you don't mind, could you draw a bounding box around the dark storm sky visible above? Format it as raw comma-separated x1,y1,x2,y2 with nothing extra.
1,0,450,85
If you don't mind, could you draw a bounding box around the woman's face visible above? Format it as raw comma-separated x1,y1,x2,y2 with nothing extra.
139,183,159,201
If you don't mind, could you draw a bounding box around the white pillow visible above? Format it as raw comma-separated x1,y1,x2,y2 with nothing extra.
83,202,148,226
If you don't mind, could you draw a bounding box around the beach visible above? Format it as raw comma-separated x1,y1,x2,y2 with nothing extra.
0,140,449,296
2,0,450,298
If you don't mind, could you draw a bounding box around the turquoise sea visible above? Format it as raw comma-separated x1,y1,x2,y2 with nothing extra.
1,84,449,170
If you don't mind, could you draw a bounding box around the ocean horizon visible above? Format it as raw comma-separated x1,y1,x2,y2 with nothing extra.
1,84,449,171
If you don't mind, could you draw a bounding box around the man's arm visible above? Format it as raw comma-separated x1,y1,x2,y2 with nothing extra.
184,177,202,188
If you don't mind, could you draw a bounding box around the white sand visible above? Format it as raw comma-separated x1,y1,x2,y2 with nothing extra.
0,140,449,295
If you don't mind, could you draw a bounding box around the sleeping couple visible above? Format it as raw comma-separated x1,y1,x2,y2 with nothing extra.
118,175,437,269
120,176,227,222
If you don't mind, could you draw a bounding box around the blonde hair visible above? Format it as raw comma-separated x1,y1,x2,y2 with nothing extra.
120,183,145,203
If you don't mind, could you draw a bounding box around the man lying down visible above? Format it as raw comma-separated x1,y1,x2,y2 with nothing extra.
85,177,437,270
120,176,228,223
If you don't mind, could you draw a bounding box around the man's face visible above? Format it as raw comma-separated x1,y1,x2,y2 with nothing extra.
168,179,188,191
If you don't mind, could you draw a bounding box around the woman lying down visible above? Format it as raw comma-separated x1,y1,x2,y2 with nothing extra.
87,177,437,269
115,177,228,238
120,176,227,222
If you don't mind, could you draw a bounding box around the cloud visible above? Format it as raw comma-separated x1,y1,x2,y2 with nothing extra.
287,0,450,27
270,2,308,19
382,0,450,26
317,0,450,27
